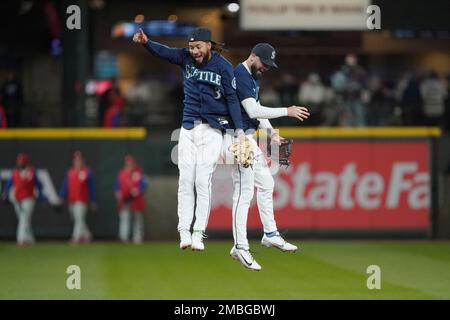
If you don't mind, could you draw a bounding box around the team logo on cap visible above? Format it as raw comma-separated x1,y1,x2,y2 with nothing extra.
190,38,194,41
271,51,276,59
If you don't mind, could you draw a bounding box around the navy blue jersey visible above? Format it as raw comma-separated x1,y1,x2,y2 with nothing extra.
144,41,243,131
234,63,260,131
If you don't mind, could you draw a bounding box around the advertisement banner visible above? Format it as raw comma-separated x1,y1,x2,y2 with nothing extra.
240,0,370,31
209,141,430,231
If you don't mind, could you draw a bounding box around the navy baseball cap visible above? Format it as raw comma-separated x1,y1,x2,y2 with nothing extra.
251,43,278,68
187,27,216,44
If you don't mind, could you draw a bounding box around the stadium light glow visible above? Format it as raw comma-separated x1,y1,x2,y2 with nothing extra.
134,14,145,23
226,3,240,13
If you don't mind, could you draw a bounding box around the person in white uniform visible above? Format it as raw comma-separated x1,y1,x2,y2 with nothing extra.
229,43,310,270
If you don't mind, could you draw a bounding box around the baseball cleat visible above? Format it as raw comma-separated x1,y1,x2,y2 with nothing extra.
179,230,192,250
230,246,262,271
191,230,205,251
261,233,298,252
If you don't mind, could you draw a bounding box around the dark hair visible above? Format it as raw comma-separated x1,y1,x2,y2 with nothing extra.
211,42,227,54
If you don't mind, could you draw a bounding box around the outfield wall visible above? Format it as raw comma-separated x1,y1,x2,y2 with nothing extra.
0,127,445,240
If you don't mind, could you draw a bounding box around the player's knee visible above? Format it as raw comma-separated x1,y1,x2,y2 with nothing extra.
179,174,194,189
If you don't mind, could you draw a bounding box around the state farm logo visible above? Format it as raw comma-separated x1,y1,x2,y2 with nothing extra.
212,161,429,211
275,162,429,210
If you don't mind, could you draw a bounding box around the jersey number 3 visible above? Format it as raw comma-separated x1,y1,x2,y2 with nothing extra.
214,87,222,99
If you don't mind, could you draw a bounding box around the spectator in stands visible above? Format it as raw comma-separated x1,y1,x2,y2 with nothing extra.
340,54,368,127
98,80,123,126
420,71,448,127
260,83,281,107
1,71,23,127
277,73,298,107
298,73,326,126
102,93,125,127
0,95,7,128
396,72,423,126
366,75,393,126
444,74,450,131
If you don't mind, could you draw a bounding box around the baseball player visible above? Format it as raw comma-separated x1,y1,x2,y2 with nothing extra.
1,153,46,246
59,151,96,244
133,27,246,251
115,155,148,244
229,43,310,270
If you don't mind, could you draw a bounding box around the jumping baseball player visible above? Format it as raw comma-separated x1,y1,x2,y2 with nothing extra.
59,151,96,244
1,153,46,246
133,27,247,251
229,43,310,270
115,155,148,244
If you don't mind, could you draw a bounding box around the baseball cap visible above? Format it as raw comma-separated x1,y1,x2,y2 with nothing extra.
187,27,216,45
16,153,30,166
251,43,278,68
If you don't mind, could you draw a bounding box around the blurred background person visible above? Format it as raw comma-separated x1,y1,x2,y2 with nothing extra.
298,73,326,126
277,73,298,107
1,71,23,127
420,70,448,127
59,151,97,244
102,92,125,127
396,72,424,126
339,54,368,127
260,83,281,107
1,153,45,246
0,95,7,128
366,75,395,126
98,81,124,127
114,155,148,244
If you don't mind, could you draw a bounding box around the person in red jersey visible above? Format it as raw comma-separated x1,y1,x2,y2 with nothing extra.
59,151,97,244
114,155,148,244
1,153,45,246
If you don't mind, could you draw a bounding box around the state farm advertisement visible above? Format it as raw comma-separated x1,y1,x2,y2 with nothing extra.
209,141,430,230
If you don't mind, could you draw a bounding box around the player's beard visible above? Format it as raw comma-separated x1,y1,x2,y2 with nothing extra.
250,63,264,80
192,50,211,68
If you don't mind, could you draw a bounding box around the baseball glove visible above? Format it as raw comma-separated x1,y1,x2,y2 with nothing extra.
268,137,293,167
229,137,254,168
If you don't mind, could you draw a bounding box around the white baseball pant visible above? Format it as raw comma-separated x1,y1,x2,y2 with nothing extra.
13,198,36,244
69,202,91,242
177,124,223,233
119,207,144,244
229,135,278,250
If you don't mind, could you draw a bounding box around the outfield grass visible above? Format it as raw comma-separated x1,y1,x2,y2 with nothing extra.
0,241,449,299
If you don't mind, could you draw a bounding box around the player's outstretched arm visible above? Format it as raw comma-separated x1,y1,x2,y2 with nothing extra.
133,28,184,66
241,97,310,121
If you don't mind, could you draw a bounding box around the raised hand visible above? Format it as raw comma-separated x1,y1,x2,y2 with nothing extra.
132,28,149,44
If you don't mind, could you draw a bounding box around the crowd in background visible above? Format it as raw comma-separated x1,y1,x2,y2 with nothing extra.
1,54,449,131
260,54,450,130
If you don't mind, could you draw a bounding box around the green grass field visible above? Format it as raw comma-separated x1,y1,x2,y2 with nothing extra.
1,240,449,299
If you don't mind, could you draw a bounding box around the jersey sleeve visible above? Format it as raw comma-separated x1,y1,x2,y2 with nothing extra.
59,172,69,199
87,171,97,203
221,63,243,130
143,41,185,66
2,176,13,196
35,174,46,201
140,175,148,193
